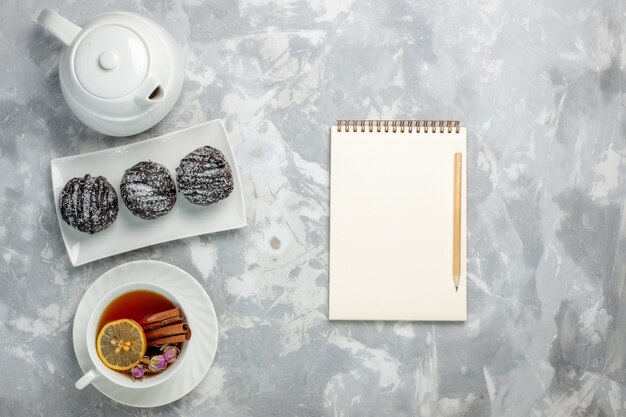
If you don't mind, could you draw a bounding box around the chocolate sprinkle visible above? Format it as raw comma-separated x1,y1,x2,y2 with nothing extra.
176,146,234,206
59,174,119,234
120,161,177,220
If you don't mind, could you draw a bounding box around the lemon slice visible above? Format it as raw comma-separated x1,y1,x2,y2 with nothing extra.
96,319,147,371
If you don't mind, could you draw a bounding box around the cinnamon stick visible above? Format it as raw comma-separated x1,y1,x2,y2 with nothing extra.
139,308,182,326
147,331,192,347
145,323,189,341
142,316,184,331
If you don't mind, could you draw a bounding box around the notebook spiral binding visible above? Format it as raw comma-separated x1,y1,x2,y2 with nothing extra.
336,120,461,134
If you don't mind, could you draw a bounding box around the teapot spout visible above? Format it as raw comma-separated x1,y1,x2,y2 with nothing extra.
135,75,166,106
38,9,81,46
147,85,165,102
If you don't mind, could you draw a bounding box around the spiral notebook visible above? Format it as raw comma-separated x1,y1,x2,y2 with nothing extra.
329,120,467,321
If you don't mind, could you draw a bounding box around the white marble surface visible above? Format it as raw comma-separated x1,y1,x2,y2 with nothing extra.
2,0,626,416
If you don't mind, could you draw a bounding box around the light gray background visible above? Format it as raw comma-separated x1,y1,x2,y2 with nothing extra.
1,0,626,416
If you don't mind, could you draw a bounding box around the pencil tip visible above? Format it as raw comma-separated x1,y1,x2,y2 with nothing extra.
455,285,458,292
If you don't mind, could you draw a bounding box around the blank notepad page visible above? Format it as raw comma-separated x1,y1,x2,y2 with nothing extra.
329,121,467,321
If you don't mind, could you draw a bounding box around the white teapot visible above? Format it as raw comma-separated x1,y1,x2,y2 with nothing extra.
38,9,185,137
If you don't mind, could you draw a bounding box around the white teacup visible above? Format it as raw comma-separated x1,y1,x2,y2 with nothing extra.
75,282,189,390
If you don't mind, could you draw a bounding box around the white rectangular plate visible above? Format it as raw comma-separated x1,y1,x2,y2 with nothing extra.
51,120,246,266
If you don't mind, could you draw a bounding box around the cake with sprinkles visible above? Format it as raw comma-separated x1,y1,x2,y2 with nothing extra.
59,174,119,234
176,146,234,206
120,161,177,220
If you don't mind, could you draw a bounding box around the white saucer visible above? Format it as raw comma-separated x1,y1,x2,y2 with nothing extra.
72,260,219,407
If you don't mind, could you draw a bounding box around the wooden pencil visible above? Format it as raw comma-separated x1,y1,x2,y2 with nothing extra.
453,153,462,291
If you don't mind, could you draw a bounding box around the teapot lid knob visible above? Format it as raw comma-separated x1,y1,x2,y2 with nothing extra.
98,50,118,70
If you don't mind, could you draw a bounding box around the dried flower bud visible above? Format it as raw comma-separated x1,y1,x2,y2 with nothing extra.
131,365,145,380
148,355,168,372
162,345,180,363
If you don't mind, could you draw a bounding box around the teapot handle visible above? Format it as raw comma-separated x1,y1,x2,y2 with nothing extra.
38,9,81,46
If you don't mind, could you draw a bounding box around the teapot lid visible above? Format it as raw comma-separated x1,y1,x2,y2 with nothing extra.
74,25,148,99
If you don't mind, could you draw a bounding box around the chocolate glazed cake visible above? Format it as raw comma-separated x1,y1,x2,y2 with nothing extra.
120,161,177,220
59,174,119,234
176,146,234,206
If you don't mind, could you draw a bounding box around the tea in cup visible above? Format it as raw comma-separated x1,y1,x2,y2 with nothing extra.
75,282,192,390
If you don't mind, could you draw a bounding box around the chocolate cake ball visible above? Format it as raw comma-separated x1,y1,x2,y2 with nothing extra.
59,174,119,234
120,161,177,220
176,146,234,206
